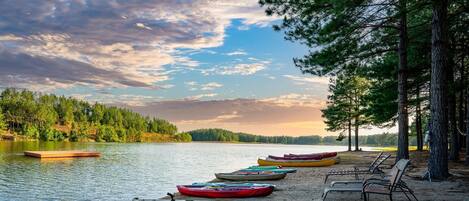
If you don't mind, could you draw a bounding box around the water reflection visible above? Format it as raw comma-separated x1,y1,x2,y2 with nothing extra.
0,141,354,200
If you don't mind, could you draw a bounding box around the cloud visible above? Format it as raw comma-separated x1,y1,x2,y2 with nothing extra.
200,82,223,90
0,0,277,90
261,93,326,108
220,63,267,75
74,93,162,106
226,50,248,56
184,81,223,91
283,75,331,85
202,62,269,76
186,93,218,100
0,50,152,91
135,23,152,30
124,94,327,135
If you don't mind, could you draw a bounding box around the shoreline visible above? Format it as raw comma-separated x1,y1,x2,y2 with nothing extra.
159,151,469,201
0,135,407,149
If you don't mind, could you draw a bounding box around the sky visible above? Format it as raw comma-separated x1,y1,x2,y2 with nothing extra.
0,0,395,136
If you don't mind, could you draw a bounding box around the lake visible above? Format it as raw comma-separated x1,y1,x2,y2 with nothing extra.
0,142,365,200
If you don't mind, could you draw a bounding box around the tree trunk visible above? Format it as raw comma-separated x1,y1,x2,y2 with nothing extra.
355,116,359,151
459,56,465,150
416,85,423,151
348,118,352,151
397,0,409,161
348,98,353,151
428,0,449,179
448,50,459,161
466,91,469,166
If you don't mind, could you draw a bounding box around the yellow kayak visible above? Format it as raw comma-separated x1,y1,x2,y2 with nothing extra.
257,157,336,167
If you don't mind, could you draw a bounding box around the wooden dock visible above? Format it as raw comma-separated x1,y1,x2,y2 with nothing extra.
24,150,100,158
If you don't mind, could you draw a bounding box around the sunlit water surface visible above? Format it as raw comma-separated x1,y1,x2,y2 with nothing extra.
0,142,370,200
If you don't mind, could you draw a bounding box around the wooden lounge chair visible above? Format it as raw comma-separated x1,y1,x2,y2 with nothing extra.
322,159,417,201
324,152,391,183
363,159,417,201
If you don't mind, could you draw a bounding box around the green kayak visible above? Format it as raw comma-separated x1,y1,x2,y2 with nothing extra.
247,166,280,169
240,168,296,173
215,172,287,181
245,166,297,173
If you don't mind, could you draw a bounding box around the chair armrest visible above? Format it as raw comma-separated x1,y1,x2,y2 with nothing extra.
363,178,389,186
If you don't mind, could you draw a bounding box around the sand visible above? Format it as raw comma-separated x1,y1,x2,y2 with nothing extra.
160,151,469,201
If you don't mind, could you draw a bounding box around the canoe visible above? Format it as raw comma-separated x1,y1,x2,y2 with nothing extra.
257,158,336,167
177,185,274,198
239,168,297,173
215,172,287,181
266,156,339,162
191,182,275,188
284,152,337,158
268,155,324,160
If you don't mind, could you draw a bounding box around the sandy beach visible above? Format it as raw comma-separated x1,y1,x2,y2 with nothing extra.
162,151,469,201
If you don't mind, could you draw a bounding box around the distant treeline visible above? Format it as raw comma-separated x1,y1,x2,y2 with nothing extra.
0,88,190,142
188,128,417,147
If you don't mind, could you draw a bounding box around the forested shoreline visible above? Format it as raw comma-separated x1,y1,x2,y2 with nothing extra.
0,88,191,143
188,128,415,147
0,89,415,148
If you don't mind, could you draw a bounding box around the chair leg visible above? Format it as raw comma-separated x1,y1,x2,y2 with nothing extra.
363,193,367,201
402,190,412,201
410,191,418,201
324,175,329,183
321,191,328,201
389,194,393,201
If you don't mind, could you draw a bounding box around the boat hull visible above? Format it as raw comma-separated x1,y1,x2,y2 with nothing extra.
247,165,280,169
215,172,287,181
239,168,297,173
177,185,274,198
282,152,337,159
191,182,275,188
257,158,336,167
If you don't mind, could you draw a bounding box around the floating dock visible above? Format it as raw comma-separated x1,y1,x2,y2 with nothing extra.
24,151,100,158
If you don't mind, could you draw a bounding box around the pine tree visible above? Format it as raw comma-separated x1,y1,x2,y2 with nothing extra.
0,109,6,131
323,69,371,151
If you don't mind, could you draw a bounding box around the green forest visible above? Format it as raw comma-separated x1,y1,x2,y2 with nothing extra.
0,88,191,142
188,128,413,147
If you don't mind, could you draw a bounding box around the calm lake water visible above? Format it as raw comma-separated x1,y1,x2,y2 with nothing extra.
0,142,365,200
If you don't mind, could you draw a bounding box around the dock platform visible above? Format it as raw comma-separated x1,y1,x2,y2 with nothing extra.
24,150,100,158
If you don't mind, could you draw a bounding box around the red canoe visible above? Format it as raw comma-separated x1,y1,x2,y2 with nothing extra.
275,152,337,160
268,155,323,160
177,185,274,198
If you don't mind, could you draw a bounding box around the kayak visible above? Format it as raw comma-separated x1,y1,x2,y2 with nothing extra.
177,185,274,198
239,168,297,173
257,158,336,167
191,182,275,188
284,152,337,158
215,172,287,181
247,165,281,169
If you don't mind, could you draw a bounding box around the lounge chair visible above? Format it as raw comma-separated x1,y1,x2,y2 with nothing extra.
321,159,417,201
324,152,391,183
363,159,417,201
